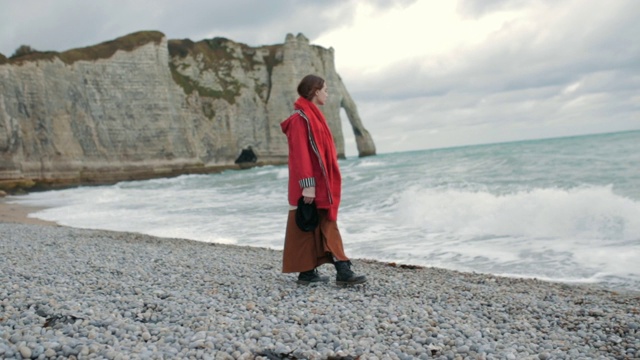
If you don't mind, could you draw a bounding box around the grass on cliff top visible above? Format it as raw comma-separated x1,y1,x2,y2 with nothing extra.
167,37,283,103
168,37,236,64
169,37,283,72
168,37,244,104
7,31,165,65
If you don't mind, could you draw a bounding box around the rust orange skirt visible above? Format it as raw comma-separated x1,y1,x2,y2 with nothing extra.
282,209,349,273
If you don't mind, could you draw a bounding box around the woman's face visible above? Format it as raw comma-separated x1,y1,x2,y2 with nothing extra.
313,83,328,106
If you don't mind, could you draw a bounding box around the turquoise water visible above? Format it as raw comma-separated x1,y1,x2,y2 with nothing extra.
12,130,640,291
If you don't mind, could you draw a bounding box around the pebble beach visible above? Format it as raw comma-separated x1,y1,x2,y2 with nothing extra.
1,219,639,359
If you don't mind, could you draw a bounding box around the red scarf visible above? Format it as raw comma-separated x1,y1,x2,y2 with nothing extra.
294,97,342,220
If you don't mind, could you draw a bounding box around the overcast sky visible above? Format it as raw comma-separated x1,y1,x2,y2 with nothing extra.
1,0,638,155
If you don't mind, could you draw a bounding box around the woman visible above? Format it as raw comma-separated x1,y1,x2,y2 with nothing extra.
280,74,367,285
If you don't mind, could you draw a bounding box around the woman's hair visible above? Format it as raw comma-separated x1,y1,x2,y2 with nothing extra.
297,75,325,101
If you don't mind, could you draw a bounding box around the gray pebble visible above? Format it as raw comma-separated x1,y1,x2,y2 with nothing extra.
18,345,32,358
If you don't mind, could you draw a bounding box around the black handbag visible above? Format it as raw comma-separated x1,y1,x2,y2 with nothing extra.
295,196,319,232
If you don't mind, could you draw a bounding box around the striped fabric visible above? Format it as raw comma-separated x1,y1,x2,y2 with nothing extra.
299,177,316,188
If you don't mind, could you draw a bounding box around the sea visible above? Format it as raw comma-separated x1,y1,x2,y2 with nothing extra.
10,130,640,292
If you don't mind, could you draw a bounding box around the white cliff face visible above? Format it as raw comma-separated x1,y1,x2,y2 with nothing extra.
0,31,375,190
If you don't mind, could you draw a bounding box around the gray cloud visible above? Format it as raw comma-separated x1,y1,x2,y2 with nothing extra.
354,1,640,101
0,0,419,55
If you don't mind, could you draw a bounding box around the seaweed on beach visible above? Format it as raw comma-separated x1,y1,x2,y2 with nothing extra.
254,349,359,359
385,262,424,270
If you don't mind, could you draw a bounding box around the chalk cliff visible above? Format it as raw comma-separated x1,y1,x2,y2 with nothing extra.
0,31,375,191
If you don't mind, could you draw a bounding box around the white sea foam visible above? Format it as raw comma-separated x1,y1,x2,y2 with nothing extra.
394,185,640,240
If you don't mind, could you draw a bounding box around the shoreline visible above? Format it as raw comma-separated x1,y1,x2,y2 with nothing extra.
2,197,638,297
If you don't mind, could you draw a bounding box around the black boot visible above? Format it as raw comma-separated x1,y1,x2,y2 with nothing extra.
297,269,330,285
334,261,367,285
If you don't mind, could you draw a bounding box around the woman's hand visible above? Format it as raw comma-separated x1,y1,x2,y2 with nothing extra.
302,186,315,204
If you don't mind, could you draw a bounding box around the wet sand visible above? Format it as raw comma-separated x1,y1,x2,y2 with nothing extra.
0,198,57,226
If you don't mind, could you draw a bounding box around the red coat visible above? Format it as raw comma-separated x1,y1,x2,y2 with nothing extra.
280,97,342,221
